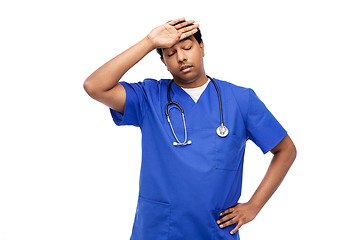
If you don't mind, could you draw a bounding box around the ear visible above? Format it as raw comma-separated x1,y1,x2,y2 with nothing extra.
200,42,205,57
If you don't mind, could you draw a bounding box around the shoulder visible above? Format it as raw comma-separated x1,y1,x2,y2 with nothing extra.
136,78,171,90
213,78,249,91
212,77,252,102
212,78,257,122
122,78,171,94
142,78,171,85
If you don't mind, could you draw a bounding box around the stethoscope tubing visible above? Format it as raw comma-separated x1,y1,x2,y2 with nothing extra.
165,75,227,145
210,76,225,127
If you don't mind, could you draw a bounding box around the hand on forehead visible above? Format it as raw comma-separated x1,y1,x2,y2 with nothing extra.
167,18,199,42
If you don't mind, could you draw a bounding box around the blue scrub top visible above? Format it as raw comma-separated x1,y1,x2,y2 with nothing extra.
110,78,287,240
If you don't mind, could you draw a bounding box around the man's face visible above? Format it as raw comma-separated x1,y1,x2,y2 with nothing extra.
161,35,205,87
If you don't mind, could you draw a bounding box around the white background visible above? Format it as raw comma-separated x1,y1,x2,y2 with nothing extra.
1,0,359,239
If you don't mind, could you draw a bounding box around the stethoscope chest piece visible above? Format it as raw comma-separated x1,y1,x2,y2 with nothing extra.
216,125,229,137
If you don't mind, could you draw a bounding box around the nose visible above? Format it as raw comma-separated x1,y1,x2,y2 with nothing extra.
177,50,187,63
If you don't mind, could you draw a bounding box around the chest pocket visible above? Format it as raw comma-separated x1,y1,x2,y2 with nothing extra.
215,134,243,171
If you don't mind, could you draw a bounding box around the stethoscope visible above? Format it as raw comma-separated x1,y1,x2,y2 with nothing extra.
165,75,229,146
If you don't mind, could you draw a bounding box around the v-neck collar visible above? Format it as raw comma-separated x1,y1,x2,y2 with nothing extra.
170,81,196,109
169,80,215,116
171,80,211,104
166,78,220,131
181,79,211,103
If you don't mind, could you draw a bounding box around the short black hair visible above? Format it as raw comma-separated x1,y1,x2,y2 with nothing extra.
156,21,202,59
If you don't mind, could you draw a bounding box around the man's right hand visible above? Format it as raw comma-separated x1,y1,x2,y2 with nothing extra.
147,17,199,50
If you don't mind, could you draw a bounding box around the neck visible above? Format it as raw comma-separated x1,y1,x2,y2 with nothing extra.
173,72,208,88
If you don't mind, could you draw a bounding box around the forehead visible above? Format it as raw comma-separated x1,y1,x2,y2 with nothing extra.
164,36,196,51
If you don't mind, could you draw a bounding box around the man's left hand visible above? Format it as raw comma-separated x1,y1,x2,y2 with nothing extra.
216,202,259,235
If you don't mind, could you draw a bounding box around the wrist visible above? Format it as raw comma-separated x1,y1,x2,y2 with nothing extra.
144,34,158,51
247,198,264,215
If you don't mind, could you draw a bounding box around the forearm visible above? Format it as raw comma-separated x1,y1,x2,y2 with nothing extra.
249,139,296,214
84,36,155,94
83,19,198,112
84,18,199,94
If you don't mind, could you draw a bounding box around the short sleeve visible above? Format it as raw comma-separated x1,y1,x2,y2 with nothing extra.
246,89,287,154
110,81,148,127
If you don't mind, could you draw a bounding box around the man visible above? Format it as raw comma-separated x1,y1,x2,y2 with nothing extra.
84,18,296,240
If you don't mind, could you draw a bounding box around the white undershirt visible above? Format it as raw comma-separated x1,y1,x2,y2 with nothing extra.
181,79,211,103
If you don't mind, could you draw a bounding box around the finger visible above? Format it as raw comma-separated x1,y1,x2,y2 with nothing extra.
220,207,234,216
230,223,242,235
179,28,199,41
178,23,199,33
167,17,186,26
219,217,237,228
217,214,233,225
173,20,196,30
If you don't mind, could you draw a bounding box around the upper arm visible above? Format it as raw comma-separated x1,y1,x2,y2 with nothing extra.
84,82,126,114
270,134,297,158
244,88,288,154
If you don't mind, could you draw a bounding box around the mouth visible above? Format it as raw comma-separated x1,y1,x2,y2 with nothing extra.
180,64,193,73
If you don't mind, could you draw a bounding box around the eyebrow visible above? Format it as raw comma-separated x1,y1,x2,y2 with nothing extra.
180,37,193,43
163,37,193,53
